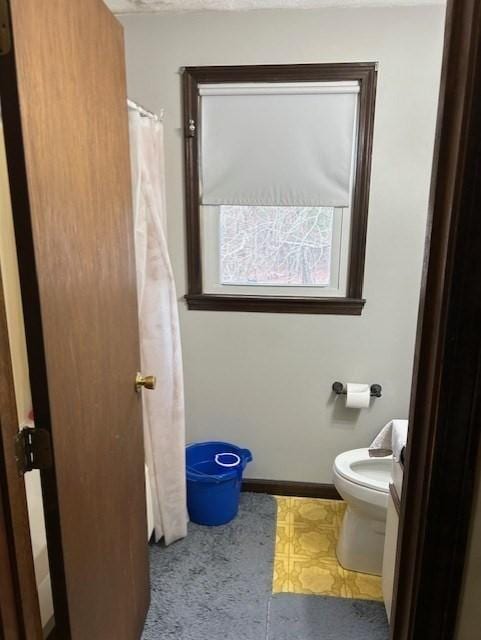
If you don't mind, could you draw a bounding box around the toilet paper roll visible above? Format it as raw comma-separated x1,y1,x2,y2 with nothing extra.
345,383,371,409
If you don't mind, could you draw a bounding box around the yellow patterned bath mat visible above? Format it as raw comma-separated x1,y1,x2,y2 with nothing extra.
273,496,383,601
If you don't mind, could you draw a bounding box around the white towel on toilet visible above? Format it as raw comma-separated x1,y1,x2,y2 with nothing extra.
392,420,409,460
369,419,409,459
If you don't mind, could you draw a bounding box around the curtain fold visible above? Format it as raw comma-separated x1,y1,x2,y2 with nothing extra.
129,110,187,545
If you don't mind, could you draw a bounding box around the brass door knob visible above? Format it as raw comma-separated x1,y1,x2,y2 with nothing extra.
135,373,157,392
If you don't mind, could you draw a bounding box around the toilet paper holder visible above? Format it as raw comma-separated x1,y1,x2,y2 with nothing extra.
332,381,382,398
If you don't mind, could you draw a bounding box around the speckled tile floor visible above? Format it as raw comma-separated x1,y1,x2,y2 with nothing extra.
273,496,383,601
142,493,387,639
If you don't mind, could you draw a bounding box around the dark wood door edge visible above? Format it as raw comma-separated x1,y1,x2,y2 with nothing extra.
242,479,342,500
46,626,56,640
391,1,481,639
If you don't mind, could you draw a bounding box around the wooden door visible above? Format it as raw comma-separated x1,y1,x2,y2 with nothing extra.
0,1,150,638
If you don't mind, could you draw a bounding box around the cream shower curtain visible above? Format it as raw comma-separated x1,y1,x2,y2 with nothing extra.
129,109,187,545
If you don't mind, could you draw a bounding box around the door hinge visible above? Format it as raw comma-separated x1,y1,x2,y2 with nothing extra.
0,0,11,57
186,119,196,138
15,427,52,476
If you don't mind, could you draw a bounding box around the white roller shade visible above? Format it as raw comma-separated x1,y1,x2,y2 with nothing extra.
200,82,359,208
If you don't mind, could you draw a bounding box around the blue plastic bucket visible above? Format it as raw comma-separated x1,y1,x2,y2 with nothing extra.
186,441,253,526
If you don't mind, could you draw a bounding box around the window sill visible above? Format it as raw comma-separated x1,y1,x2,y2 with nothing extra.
185,294,366,315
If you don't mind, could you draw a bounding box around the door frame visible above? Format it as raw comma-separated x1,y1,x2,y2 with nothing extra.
391,0,481,638
0,262,42,639
0,6,71,632
0,0,480,638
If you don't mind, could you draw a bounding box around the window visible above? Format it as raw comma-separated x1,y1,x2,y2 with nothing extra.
219,206,335,287
183,63,377,314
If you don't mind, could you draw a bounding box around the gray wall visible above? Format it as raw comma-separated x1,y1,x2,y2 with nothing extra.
120,7,445,482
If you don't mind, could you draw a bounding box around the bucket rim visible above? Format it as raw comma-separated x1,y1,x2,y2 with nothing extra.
186,441,252,459
186,441,252,482
186,440,248,449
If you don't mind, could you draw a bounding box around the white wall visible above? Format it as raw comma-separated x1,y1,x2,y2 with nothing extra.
120,6,445,482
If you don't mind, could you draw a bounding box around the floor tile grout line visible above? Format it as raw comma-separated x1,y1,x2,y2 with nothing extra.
264,594,273,640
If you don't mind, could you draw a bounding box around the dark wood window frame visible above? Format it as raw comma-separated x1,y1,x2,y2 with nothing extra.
182,63,377,314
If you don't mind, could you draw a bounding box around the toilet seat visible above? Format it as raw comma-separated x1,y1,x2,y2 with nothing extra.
334,448,391,494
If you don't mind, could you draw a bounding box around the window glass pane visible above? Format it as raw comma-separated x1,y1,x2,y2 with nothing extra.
220,205,334,286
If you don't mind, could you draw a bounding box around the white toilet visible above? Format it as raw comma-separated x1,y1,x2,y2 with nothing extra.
332,448,392,576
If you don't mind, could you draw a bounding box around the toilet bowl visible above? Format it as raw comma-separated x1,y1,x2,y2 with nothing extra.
333,448,392,576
